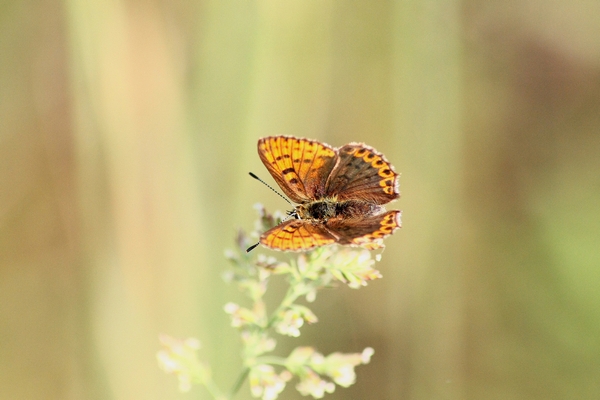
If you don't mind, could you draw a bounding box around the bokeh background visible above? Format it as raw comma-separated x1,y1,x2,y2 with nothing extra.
2,1,600,399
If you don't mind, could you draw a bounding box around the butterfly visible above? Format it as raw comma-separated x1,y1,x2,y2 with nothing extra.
251,135,401,252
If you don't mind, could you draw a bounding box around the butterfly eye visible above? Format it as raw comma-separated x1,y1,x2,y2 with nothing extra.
286,209,300,219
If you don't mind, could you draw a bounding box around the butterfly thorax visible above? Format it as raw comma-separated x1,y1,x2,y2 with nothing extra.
295,198,383,222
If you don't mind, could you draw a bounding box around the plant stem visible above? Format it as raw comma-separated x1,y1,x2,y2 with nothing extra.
204,379,227,400
266,285,301,329
254,355,288,366
228,367,250,399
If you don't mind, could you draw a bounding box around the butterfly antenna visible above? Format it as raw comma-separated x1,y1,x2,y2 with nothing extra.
246,172,297,253
246,243,260,253
248,172,293,205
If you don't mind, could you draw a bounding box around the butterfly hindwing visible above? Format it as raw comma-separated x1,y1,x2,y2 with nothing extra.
325,210,402,250
325,143,399,204
260,219,337,251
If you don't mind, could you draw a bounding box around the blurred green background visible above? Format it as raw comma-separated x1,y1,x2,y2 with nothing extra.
2,1,600,399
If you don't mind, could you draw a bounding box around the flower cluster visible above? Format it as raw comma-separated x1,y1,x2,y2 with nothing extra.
285,346,375,398
249,365,292,400
158,204,382,399
156,334,212,394
274,305,318,337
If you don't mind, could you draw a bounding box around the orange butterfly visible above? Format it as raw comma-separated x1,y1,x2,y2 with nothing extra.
251,136,401,252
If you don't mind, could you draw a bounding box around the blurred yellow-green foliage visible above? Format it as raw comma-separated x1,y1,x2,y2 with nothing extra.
1,1,599,399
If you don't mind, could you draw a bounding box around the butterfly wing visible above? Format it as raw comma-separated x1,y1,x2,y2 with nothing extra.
258,136,338,203
325,143,399,204
260,219,337,251
325,210,402,250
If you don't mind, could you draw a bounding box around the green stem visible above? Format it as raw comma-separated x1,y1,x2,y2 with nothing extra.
266,285,302,329
228,249,325,397
265,255,320,328
254,355,288,366
228,367,250,399
204,379,227,400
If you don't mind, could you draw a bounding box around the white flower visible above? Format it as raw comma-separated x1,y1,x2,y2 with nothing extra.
361,347,374,363
224,302,239,314
275,306,318,337
330,365,356,387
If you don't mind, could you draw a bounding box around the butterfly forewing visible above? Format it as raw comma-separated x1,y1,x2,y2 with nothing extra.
257,136,337,203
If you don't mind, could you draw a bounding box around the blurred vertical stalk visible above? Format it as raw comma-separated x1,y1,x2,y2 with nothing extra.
392,1,465,399
63,1,209,398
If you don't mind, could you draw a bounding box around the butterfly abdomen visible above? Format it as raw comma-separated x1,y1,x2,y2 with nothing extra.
333,200,382,219
297,199,382,221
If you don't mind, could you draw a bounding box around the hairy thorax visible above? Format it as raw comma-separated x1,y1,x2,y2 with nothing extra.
295,197,383,222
